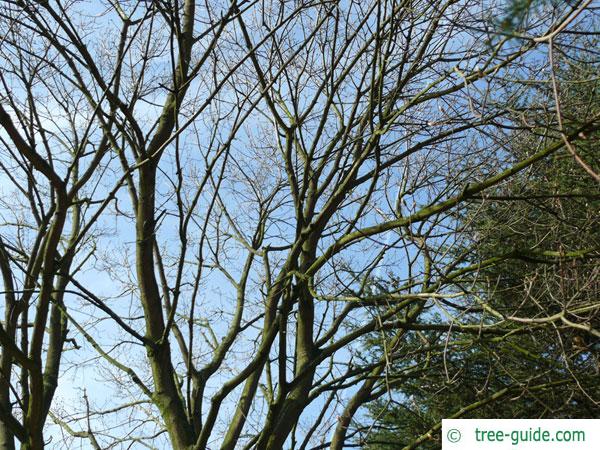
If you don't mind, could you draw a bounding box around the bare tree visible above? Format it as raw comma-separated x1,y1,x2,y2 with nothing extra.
0,1,598,449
